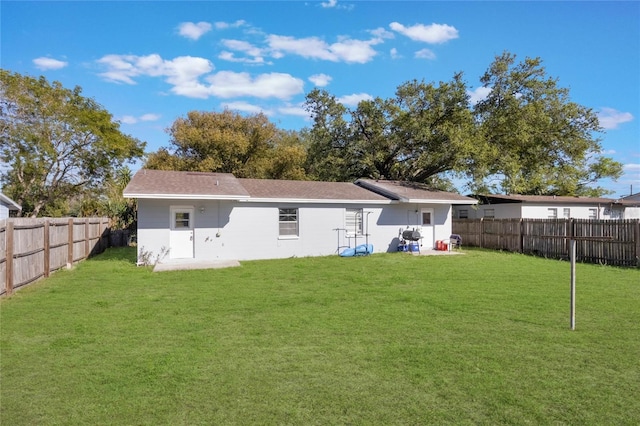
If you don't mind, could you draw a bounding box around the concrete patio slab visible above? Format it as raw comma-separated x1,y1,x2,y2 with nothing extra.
153,259,241,272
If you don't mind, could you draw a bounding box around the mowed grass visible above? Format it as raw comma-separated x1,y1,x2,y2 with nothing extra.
1,248,638,425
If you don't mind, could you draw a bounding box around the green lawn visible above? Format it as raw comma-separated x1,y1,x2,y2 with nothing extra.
1,248,639,425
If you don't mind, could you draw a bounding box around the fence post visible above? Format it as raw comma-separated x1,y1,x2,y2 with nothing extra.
633,219,640,267
84,218,90,259
519,219,523,253
6,221,14,295
480,217,484,248
68,218,74,268
44,220,50,278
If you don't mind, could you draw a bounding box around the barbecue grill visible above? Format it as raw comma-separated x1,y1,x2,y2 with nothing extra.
398,228,421,253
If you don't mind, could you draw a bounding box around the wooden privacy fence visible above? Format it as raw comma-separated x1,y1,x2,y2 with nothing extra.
0,217,111,296
453,218,640,267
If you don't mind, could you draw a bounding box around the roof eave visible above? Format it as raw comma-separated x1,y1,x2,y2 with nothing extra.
123,193,250,201
404,198,478,204
239,197,393,204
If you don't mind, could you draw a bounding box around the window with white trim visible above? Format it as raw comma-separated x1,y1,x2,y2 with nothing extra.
563,208,570,219
483,209,495,218
279,208,298,237
548,208,557,219
588,208,598,219
346,208,363,235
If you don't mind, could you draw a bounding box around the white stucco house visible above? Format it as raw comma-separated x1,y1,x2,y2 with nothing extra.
618,193,640,219
0,192,21,219
452,194,637,220
123,170,477,263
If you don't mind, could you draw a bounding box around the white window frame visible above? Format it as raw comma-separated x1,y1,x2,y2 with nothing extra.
563,208,570,219
548,208,558,219
346,208,363,235
483,209,495,219
278,208,298,238
588,208,598,220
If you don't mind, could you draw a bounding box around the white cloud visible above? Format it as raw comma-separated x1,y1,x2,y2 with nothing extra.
278,103,311,118
467,86,492,105
178,22,212,40
319,0,354,10
140,113,161,121
309,73,332,87
97,54,302,100
370,27,395,39
267,34,380,64
219,39,267,64
205,71,304,100
597,107,634,130
218,51,267,64
390,48,400,59
623,163,640,171
321,0,338,7
214,20,246,30
33,57,68,70
119,113,161,124
120,115,138,124
338,93,373,106
389,22,459,44
221,101,272,115
415,48,436,60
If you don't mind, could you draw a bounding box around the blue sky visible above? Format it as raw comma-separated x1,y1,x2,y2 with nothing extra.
2,1,638,197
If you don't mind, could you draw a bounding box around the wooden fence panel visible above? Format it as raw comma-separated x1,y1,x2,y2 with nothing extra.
72,219,87,263
0,224,6,296
0,217,111,296
453,218,639,267
523,219,569,260
454,219,482,247
49,220,70,272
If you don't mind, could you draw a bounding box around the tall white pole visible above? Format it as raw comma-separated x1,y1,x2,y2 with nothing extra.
570,239,576,330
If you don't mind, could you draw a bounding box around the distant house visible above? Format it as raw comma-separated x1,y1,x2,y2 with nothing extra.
0,192,21,219
452,194,635,220
618,193,640,219
123,170,477,263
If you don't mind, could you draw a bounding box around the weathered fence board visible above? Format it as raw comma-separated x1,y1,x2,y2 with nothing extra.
453,218,639,267
0,217,111,296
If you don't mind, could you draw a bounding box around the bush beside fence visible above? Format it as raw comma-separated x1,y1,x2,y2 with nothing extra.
0,217,114,296
453,218,640,267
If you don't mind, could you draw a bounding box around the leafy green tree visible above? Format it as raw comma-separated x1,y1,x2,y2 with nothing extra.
303,89,352,181
304,74,477,188
0,70,145,217
145,110,307,180
471,52,622,195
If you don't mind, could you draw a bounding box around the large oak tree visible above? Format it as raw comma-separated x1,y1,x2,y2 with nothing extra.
471,52,622,196
304,73,478,188
145,109,307,180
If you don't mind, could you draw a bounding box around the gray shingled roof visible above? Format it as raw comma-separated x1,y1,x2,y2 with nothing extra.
123,170,250,199
475,194,616,205
356,179,478,204
239,178,390,202
124,170,478,204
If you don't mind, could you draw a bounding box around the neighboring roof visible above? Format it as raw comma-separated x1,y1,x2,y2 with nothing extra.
123,170,250,200
238,178,391,204
474,194,616,205
0,192,21,211
355,179,478,204
619,192,640,203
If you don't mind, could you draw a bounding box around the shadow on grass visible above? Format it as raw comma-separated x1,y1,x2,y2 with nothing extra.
89,246,137,264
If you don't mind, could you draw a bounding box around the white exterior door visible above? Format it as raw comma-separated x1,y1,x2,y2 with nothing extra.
420,208,435,249
170,206,194,259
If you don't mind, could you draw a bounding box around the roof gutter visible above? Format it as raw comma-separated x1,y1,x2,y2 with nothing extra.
123,193,250,201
